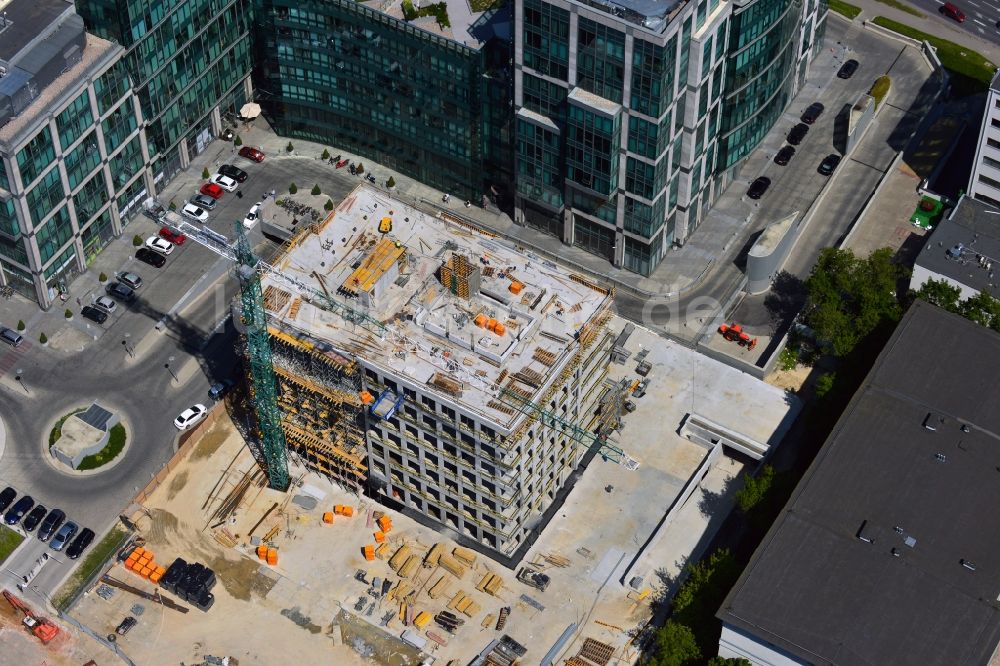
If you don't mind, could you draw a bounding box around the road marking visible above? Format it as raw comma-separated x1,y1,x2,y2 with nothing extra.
970,1,982,6
975,18,988,25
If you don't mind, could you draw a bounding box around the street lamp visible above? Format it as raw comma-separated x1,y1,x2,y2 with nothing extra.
13,369,27,394
121,339,134,358
164,362,177,382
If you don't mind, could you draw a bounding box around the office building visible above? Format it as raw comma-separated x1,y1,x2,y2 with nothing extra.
253,0,514,202
0,0,150,307
911,194,1000,300
717,301,1000,666
256,186,621,560
513,0,825,275
73,0,254,183
968,71,1000,207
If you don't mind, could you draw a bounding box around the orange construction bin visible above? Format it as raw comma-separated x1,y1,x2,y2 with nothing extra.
486,318,497,331
363,545,376,561
374,531,385,544
323,512,335,524
139,566,152,577
378,515,392,532
266,548,278,566
341,506,354,517
509,281,524,295
150,571,163,583
474,314,488,328
256,544,268,560
493,323,506,336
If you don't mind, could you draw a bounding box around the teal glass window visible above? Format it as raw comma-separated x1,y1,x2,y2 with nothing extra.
623,233,662,276
569,189,617,224
566,105,620,196
573,216,615,258
57,91,94,150
627,117,659,159
517,118,564,209
624,195,665,238
36,205,73,264
94,60,132,115
64,133,102,190
631,39,673,118
697,0,708,27
81,209,115,263
16,128,56,187
26,168,65,224
110,137,144,189
74,170,111,224
44,241,77,281
522,74,567,120
0,234,28,265
102,103,138,153
577,18,625,104
0,197,18,237
522,0,570,80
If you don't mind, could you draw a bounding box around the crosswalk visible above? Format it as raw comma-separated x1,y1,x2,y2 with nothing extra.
0,343,31,379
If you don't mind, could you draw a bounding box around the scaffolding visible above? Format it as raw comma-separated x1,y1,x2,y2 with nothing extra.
440,252,481,299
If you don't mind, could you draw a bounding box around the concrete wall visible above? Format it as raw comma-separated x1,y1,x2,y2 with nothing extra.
746,213,800,294
910,263,980,300
846,94,875,154
718,623,809,666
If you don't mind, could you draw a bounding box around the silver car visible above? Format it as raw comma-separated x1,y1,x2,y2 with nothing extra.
190,193,217,211
0,327,23,347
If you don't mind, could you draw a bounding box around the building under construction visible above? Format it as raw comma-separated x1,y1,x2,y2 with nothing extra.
254,185,618,558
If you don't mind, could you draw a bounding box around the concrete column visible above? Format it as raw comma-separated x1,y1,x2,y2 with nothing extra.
567,9,579,87
210,105,223,136
178,140,190,170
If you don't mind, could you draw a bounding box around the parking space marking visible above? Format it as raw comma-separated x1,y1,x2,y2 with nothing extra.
975,18,988,26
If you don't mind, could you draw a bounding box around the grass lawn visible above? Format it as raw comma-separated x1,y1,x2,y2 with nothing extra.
829,0,862,18
875,0,924,17
77,423,127,471
872,16,995,96
49,408,86,448
0,525,24,565
53,525,129,611
468,0,506,10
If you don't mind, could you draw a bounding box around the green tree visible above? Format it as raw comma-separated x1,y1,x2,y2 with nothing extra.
202,167,210,179
670,548,743,654
649,621,701,666
708,658,753,666
803,247,908,357
168,200,177,211
814,372,837,398
311,184,321,196
735,465,775,514
234,134,243,147
16,320,25,331
915,278,961,312
286,141,294,153
356,162,365,174
960,290,1000,331
289,183,298,194
386,176,396,188
324,199,334,212
132,235,143,247
322,148,331,160
65,309,73,319
98,272,108,283
39,332,47,345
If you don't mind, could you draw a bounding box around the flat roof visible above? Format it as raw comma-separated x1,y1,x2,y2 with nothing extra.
369,0,507,49
915,195,1000,297
0,0,72,62
570,0,688,33
718,301,1000,666
261,185,612,429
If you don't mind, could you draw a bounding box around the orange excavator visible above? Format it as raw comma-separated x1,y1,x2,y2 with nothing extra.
3,590,59,644
718,322,758,351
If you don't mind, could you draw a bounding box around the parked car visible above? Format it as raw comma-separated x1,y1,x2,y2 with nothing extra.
181,203,209,223
118,272,143,290
243,202,262,229
106,282,136,303
145,236,175,256
238,146,265,162
747,176,772,200
66,528,95,560
208,379,234,400
218,164,249,183
160,227,187,245
199,182,225,199
940,1,965,21
4,495,32,525
787,123,809,145
209,174,238,192
174,404,208,431
93,295,117,314
801,102,824,124
116,616,137,635
0,487,15,514
135,248,166,268
22,505,47,532
37,509,65,542
190,193,217,211
837,59,859,79
50,521,78,551
81,306,107,324
774,145,795,166
818,153,843,176
0,327,23,348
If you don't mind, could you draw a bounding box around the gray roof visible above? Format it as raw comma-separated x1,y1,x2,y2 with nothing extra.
0,0,73,63
915,195,1000,297
718,301,1000,666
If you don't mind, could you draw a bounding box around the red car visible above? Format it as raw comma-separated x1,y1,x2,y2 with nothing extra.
940,2,965,21
238,146,265,162
159,227,187,245
199,182,225,199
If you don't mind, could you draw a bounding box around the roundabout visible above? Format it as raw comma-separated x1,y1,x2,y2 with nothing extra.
47,403,131,474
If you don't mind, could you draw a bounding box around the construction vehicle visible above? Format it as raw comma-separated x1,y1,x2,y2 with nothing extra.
718,322,758,351
516,566,551,591
2,590,59,643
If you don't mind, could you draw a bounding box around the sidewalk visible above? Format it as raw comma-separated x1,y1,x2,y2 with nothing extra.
844,0,1000,63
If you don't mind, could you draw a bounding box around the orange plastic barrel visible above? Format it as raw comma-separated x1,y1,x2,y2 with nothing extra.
475,314,488,328
493,323,506,336
266,548,278,565
342,506,354,517
323,512,334,523
257,545,268,559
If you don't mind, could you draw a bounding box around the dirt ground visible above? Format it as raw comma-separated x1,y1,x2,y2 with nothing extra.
0,594,104,665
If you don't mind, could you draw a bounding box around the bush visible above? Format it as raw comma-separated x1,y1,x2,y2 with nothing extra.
64,309,73,319
286,141,294,153
815,372,837,398
39,332,47,345
324,199,334,211
234,135,243,147
828,0,862,18
311,184,321,196
16,320,25,331
778,345,798,371
132,235,143,247
386,176,396,188
168,200,177,211
356,162,365,174
869,75,891,108
322,148,331,160
202,167,210,179
736,465,775,514
98,272,108,283
401,0,450,27
289,183,298,194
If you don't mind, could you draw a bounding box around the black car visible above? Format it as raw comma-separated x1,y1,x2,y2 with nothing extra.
37,509,65,542
838,59,859,79
801,102,824,124
105,281,136,303
116,616,137,635
218,164,248,183
136,247,166,268
4,495,33,525
0,487,16,514
81,306,108,324
747,176,771,200
66,528,95,560
774,145,795,166
22,505,47,532
787,123,809,146
818,153,843,176
208,379,234,401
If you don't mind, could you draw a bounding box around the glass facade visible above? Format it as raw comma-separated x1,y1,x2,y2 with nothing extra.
566,103,620,197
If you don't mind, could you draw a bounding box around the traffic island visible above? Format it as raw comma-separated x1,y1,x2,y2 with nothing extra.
49,403,130,472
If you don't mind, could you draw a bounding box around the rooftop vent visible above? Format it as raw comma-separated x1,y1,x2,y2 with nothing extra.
961,424,971,433
961,559,977,571
935,453,947,463
891,548,901,557
947,243,965,259
904,536,917,548
923,413,945,431
856,520,875,544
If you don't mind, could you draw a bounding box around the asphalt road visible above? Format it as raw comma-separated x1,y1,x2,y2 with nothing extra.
904,0,1000,45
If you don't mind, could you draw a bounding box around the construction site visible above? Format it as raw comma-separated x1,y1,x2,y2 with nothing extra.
244,185,627,561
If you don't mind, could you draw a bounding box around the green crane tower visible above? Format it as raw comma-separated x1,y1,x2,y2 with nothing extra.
235,224,290,491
